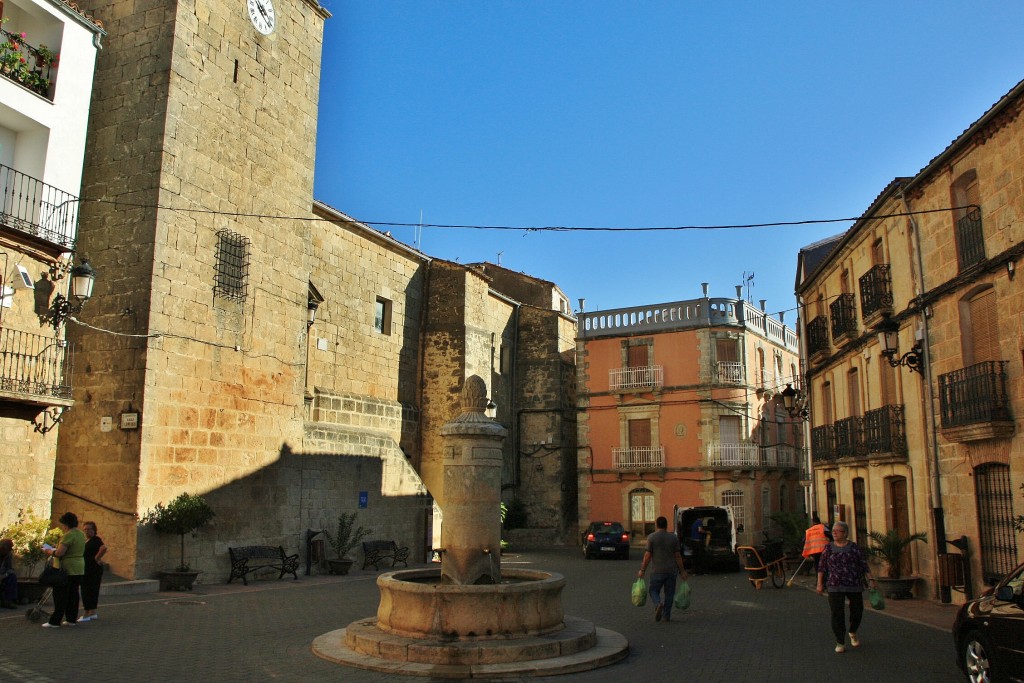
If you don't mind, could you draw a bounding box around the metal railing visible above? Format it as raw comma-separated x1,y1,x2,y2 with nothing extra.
811,425,835,463
0,163,79,249
859,264,893,319
939,361,1010,428
862,405,907,454
716,361,744,384
811,405,908,463
807,315,829,355
0,328,73,399
609,365,663,391
830,293,858,341
956,208,985,271
706,443,799,469
612,446,664,469
0,27,57,98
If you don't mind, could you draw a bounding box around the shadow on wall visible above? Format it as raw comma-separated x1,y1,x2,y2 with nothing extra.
134,444,432,581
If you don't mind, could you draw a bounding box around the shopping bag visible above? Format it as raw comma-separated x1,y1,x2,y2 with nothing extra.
39,562,67,588
674,579,691,610
631,577,647,607
868,587,885,610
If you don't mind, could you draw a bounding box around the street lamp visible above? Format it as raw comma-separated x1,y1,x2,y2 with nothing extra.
875,316,924,374
781,383,809,421
49,260,96,330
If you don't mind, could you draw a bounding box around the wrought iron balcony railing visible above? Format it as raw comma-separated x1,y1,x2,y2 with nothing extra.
830,293,858,341
609,365,663,391
956,208,985,271
0,163,78,250
862,405,907,454
706,443,800,469
716,361,744,384
811,425,835,463
612,446,664,470
833,416,862,458
859,264,893,320
807,315,829,356
0,328,73,400
0,27,58,99
939,361,1010,428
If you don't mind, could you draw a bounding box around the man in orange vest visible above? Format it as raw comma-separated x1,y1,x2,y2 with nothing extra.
802,513,831,573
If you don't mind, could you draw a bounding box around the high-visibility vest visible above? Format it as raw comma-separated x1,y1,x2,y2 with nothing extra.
802,524,830,558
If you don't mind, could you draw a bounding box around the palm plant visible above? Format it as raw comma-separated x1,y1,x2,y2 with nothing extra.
324,511,371,560
866,529,927,578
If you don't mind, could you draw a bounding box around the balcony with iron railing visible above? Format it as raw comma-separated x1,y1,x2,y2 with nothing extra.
956,208,985,271
862,405,907,455
807,315,829,356
811,425,835,464
716,361,744,385
939,361,1013,441
859,264,893,322
830,293,858,343
609,365,664,392
0,27,59,99
706,442,800,469
0,163,79,250
612,446,665,470
811,405,908,465
0,328,73,403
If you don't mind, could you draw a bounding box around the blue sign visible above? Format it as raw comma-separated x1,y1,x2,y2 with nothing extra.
359,491,368,509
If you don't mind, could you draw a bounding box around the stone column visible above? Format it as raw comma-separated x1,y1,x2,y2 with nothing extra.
439,375,507,585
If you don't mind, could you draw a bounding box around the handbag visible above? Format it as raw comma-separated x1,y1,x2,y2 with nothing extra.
631,577,647,607
39,560,68,588
868,587,885,610
673,579,691,610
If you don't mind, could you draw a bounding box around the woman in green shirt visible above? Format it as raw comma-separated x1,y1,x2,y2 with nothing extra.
42,512,86,628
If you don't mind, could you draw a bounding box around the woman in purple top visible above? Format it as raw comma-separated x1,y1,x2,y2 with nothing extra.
816,521,877,653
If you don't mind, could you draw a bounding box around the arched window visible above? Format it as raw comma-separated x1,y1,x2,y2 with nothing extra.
951,170,984,270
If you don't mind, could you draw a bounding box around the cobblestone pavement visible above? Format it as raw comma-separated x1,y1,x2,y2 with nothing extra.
0,548,964,683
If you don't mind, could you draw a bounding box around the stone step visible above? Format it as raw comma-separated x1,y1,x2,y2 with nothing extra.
99,579,160,596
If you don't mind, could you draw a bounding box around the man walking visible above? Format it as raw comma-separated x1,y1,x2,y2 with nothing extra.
638,516,688,622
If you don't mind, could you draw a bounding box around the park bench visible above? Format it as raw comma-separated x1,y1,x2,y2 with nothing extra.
361,540,410,570
227,545,300,585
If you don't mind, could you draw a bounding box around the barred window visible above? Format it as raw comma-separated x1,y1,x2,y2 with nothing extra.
722,489,744,530
214,229,250,301
975,463,1019,584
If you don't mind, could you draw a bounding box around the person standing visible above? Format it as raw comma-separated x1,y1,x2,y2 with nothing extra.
42,512,86,628
816,520,876,653
79,521,108,622
802,513,831,573
1,538,17,608
638,516,688,622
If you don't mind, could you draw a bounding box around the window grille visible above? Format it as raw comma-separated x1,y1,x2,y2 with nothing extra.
722,490,745,531
974,463,1019,584
214,229,250,301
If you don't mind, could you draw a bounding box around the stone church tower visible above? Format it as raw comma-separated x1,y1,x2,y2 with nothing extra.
55,0,333,577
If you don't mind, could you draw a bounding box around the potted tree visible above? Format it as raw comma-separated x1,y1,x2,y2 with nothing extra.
324,511,371,575
867,529,927,599
0,508,63,603
141,493,215,590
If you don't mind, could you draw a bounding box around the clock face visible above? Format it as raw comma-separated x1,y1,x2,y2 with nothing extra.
247,0,276,35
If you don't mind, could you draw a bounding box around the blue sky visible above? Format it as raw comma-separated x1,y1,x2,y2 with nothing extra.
312,2,1024,322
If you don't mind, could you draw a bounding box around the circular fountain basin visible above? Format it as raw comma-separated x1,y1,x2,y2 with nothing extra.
375,567,565,640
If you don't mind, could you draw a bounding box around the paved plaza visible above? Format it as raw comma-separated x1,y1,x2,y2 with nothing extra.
0,548,964,682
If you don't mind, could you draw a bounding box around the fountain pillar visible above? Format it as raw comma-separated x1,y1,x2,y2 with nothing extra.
438,375,507,585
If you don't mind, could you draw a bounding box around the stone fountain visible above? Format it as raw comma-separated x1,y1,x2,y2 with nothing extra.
312,375,627,678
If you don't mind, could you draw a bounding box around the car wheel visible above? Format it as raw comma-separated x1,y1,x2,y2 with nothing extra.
961,629,993,683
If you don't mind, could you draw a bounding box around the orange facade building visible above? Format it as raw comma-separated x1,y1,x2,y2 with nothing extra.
576,286,804,548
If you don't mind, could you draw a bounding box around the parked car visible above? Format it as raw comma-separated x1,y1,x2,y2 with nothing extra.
581,521,630,560
953,559,1024,683
673,505,741,572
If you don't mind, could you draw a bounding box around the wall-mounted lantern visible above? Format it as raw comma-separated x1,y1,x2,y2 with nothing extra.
49,260,96,330
875,316,924,374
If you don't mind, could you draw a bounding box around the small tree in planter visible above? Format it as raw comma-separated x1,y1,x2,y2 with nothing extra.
323,512,371,575
867,529,927,599
141,493,215,589
0,508,62,578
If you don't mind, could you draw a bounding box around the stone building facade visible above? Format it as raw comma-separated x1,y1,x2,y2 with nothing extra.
41,0,576,580
796,77,1024,601
576,286,803,548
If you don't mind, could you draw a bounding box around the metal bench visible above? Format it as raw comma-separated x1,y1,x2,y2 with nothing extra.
361,540,410,570
227,546,299,585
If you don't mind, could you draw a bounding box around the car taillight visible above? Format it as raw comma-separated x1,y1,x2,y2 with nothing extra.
622,534,629,542
586,534,595,542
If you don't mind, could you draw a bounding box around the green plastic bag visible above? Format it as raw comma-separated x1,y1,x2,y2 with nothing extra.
631,577,647,607
674,579,691,610
868,587,885,610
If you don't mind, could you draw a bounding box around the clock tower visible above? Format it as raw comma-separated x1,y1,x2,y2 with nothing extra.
54,0,331,578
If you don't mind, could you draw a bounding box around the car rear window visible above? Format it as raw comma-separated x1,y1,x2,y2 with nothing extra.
594,523,624,534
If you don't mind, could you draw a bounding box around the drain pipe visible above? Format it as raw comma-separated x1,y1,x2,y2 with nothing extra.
900,189,948,602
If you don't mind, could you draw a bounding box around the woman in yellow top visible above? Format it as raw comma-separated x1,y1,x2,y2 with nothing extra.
42,512,86,628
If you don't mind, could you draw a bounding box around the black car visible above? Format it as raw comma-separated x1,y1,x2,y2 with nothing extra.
581,521,630,560
953,560,1024,682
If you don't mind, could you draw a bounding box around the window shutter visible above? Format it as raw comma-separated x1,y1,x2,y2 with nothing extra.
969,288,998,362
627,345,648,368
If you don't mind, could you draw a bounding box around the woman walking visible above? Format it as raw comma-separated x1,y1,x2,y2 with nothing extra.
816,520,877,653
42,512,86,628
79,521,108,622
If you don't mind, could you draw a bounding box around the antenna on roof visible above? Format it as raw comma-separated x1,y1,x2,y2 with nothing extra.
415,210,423,251
743,271,755,303
496,250,503,266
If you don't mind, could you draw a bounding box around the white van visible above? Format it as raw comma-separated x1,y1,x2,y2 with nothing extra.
673,505,741,572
